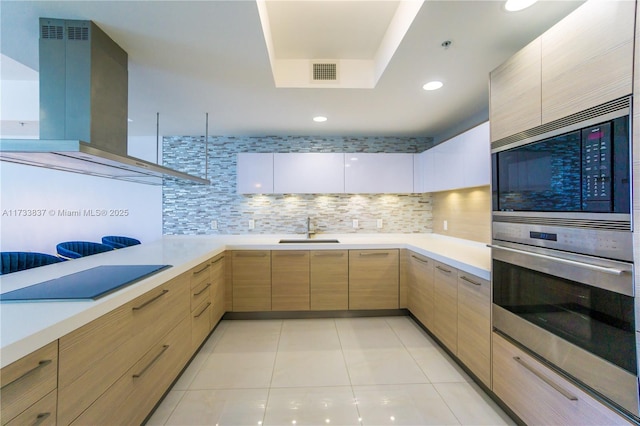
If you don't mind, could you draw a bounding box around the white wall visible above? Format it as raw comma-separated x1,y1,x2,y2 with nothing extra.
0,162,162,255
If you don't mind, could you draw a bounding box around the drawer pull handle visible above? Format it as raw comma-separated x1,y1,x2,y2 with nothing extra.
460,276,481,286
132,290,169,311
359,252,389,256
194,283,211,296
0,359,52,390
275,253,307,257
133,345,170,379
411,255,429,264
33,412,51,426
211,256,225,264
314,253,344,257
194,264,211,275
436,265,452,273
513,356,578,401
194,302,212,318
235,253,268,257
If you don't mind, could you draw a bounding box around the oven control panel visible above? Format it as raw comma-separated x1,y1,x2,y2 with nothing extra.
493,222,632,262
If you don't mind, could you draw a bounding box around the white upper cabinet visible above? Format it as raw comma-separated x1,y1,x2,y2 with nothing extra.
274,153,344,193
417,121,490,193
413,151,428,193
461,121,490,188
344,153,414,193
236,153,273,194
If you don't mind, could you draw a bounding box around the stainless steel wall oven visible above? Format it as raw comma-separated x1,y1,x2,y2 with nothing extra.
490,97,638,419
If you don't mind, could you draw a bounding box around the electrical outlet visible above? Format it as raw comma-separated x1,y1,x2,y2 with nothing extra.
352,219,359,229
249,219,255,229
376,219,383,229
210,220,218,230
444,220,448,231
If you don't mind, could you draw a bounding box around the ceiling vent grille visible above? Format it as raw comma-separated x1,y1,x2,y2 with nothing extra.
312,62,338,82
41,24,64,40
67,26,89,41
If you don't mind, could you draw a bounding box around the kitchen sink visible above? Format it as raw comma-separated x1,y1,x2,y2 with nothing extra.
279,239,340,243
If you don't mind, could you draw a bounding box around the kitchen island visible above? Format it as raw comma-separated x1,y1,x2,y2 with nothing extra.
1,232,488,368
0,233,489,425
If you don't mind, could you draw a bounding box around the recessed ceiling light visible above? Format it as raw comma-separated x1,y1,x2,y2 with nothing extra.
422,81,443,91
313,116,327,122
504,0,537,12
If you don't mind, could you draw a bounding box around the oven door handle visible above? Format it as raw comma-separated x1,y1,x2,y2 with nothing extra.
487,244,629,276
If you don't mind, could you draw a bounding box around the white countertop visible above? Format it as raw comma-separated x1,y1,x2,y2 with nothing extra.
0,233,489,368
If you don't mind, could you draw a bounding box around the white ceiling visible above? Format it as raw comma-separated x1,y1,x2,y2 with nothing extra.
0,0,584,142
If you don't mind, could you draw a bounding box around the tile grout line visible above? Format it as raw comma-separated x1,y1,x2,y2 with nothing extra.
261,319,285,426
384,316,433,384
333,318,364,425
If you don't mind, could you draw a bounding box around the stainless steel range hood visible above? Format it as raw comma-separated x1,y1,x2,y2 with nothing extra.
0,18,209,185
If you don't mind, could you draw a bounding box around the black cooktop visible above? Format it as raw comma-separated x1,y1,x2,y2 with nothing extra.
0,264,171,302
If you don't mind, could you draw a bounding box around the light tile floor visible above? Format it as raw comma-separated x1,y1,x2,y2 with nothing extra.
147,316,515,426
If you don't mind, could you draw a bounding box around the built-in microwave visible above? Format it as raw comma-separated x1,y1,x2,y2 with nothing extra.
491,107,630,216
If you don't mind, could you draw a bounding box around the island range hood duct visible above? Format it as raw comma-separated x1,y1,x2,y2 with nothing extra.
0,18,209,185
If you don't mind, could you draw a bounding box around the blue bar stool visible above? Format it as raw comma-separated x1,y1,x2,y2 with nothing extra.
56,241,114,259
1,252,63,275
101,236,141,249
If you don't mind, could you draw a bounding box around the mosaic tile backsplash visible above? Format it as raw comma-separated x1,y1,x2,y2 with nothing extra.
163,136,433,235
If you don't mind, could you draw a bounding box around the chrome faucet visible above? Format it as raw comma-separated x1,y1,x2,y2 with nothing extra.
306,217,315,239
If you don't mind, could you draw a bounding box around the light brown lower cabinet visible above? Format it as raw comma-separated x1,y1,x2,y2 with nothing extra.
432,261,458,353
0,341,58,426
272,251,310,311
310,250,349,310
190,259,212,349
232,250,271,311
456,271,490,387
5,389,57,426
210,253,226,325
407,252,434,330
492,332,631,425
58,269,190,425
349,249,399,310
70,316,191,425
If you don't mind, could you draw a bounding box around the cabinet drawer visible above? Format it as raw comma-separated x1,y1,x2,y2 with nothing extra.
457,272,490,387
191,280,211,312
71,317,191,426
4,389,56,426
492,332,630,425
191,261,211,290
192,299,212,349
0,341,57,424
58,271,190,424
210,254,226,326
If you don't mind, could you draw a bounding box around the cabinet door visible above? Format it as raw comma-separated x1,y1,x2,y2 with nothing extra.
232,251,271,311
408,252,434,330
344,153,414,193
349,249,399,309
272,250,310,311
461,122,490,188
492,332,631,425
237,153,273,194
310,250,348,310
0,341,58,425
457,271,490,387
274,153,344,193
490,38,542,142
210,253,226,327
413,152,428,193
432,261,458,353
541,0,634,123
427,141,464,193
